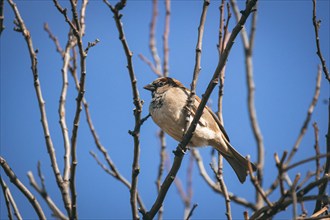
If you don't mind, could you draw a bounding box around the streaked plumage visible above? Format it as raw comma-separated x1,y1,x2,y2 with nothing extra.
144,77,256,183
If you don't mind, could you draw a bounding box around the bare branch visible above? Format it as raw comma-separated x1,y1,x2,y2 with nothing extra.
0,157,46,219
27,170,68,220
138,54,162,77
191,149,257,210
247,157,273,207
210,162,232,220
183,0,210,136
285,67,322,166
311,205,329,218
312,122,322,180
150,0,162,74
286,67,322,165
229,0,263,207
0,0,4,35
44,23,64,55
291,174,301,219
0,175,22,220
312,0,330,82
7,0,72,216
284,153,330,172
103,1,145,218
185,203,198,220
162,0,170,76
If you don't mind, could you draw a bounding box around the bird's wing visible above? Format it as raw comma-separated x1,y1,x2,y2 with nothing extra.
192,95,231,143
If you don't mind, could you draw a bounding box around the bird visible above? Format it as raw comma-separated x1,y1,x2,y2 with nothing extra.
144,77,256,183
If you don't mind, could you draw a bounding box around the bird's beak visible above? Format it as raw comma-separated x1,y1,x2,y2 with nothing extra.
143,83,155,91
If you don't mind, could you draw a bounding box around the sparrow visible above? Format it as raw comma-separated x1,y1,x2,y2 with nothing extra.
144,77,256,183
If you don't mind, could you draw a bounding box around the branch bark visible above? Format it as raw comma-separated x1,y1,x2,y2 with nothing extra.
0,157,46,219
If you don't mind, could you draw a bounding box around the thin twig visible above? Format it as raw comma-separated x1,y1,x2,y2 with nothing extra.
185,203,198,220
183,0,210,137
192,149,257,210
247,157,273,208
230,0,263,208
250,175,330,219
291,174,301,220
44,23,64,55
210,163,232,220
162,0,170,76
138,54,162,77
150,0,162,74
312,0,330,82
0,157,46,219
104,1,144,218
27,170,68,220
286,67,322,165
312,123,321,180
0,175,14,220
7,0,71,217
311,205,329,218
284,153,330,172
89,151,146,211
156,131,166,220
0,175,22,220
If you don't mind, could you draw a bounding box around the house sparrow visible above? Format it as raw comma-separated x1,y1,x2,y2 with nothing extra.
144,77,256,183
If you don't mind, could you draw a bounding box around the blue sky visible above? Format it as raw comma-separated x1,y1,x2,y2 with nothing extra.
1,0,329,219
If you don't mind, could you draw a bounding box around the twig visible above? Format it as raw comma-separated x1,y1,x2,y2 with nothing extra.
284,153,330,172
250,175,330,219
0,175,22,220
138,54,162,77
156,130,166,220
104,1,144,218
44,23,64,55
313,122,322,180
230,0,263,208
250,194,330,220
0,0,4,35
217,1,231,123
183,0,210,136
286,67,322,165
53,1,90,218
291,174,301,220
0,157,46,219
59,32,76,189
312,0,330,82
7,0,71,216
162,0,170,76
311,205,329,218
274,152,287,196
247,157,273,208
84,38,100,54
27,170,68,220
244,211,249,220
150,0,162,74
192,149,257,210
185,203,198,220
89,151,146,211
210,162,232,220
0,175,14,220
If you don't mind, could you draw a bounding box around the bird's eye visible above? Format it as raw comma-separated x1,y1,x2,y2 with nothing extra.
157,81,165,87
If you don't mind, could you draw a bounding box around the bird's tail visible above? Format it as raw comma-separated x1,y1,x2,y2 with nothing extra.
221,142,257,183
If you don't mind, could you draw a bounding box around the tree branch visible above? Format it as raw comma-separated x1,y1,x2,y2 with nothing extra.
312,0,330,82
103,1,144,218
286,66,322,165
0,175,22,220
7,0,72,216
0,157,46,219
